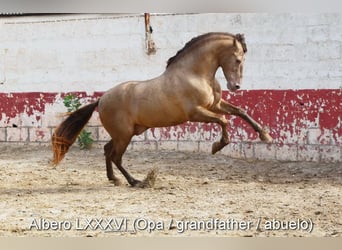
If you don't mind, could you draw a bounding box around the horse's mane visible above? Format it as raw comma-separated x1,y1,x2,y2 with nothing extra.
235,33,247,53
166,32,247,68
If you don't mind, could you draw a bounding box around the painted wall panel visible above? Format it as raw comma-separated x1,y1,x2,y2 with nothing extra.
0,13,341,162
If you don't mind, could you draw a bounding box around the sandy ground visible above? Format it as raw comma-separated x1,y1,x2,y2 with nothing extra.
0,144,341,237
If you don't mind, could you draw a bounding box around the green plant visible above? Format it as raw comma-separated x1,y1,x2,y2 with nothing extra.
63,94,94,150
63,94,82,112
77,130,94,150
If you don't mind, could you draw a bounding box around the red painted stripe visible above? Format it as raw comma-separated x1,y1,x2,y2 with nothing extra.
223,89,341,145
0,92,101,125
0,90,341,145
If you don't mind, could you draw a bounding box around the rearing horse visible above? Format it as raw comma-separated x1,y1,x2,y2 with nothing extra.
52,32,272,187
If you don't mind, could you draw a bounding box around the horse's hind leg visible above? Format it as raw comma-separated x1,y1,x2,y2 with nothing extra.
111,137,142,187
104,140,121,186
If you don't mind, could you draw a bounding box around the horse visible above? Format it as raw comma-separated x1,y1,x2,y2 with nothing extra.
52,32,273,187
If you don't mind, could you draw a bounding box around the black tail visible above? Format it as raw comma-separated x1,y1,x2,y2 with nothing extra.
52,100,99,165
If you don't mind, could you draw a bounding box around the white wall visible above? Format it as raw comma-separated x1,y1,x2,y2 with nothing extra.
1,13,341,93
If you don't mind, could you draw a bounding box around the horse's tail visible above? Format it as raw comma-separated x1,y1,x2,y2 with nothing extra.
51,100,99,165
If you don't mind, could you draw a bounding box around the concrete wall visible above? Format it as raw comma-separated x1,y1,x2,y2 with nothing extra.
0,13,341,162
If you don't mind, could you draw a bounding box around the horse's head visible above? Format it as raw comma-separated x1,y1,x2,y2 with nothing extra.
219,33,247,92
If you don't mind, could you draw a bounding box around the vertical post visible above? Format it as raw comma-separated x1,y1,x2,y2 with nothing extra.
144,13,156,55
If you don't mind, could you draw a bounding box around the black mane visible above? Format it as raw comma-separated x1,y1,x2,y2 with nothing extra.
166,32,247,68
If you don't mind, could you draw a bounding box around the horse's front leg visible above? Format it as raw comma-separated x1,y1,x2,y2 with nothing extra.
216,100,273,143
190,107,230,154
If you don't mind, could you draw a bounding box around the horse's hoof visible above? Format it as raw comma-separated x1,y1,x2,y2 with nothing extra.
131,169,158,188
211,141,222,154
260,132,273,143
130,179,142,187
108,176,122,186
113,178,122,186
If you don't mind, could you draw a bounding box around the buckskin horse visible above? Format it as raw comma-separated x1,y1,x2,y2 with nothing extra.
52,32,273,187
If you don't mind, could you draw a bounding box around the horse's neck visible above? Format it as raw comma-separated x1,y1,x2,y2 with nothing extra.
166,42,227,80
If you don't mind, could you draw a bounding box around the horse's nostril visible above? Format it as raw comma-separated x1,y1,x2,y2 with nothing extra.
235,85,240,89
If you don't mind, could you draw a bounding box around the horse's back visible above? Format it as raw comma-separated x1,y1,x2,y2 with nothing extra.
98,76,191,129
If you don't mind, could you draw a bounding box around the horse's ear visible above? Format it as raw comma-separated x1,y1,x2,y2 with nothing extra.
234,33,247,53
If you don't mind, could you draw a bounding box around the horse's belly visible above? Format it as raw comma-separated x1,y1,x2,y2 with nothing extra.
136,107,188,128
133,95,189,126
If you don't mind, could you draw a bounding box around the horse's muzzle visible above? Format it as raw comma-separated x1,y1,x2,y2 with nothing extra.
227,82,241,92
